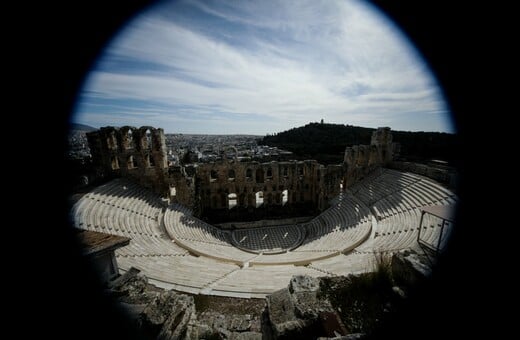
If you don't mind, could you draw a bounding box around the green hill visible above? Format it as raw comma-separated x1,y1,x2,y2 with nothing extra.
259,123,457,165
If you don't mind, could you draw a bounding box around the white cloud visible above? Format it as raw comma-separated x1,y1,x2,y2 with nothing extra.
74,0,452,134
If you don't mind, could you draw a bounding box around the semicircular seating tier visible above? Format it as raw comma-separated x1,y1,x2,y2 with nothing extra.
163,193,372,265
71,169,457,298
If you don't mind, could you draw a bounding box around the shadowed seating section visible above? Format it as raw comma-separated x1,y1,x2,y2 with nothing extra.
351,169,457,254
163,192,372,265
72,169,457,298
71,179,188,257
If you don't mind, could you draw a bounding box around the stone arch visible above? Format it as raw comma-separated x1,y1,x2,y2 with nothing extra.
228,193,237,209
145,128,152,149
169,185,177,197
256,169,264,183
210,170,218,182
255,191,263,208
266,167,273,179
106,130,118,151
147,153,155,167
111,155,119,170
127,155,135,169
138,127,154,150
246,168,253,180
127,128,135,148
282,189,289,205
121,126,136,149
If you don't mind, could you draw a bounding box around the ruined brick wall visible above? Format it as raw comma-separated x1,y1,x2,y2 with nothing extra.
343,127,396,187
86,125,396,222
86,126,169,195
370,126,394,163
166,165,197,212
191,160,340,223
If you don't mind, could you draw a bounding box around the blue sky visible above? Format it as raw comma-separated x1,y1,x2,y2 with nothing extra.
73,0,454,135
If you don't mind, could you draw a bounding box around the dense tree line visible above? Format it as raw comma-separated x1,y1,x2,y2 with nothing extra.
259,122,457,165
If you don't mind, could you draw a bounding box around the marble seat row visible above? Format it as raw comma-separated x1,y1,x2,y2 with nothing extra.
72,169,457,298
350,169,457,254
163,191,372,264
72,179,187,257
231,225,304,253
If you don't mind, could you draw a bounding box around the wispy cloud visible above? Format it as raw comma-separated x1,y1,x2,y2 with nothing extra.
74,0,453,134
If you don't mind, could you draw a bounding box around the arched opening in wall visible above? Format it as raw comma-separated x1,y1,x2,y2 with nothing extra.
126,129,135,149
266,167,273,179
256,169,264,183
228,193,237,209
255,191,263,208
298,166,304,177
283,166,288,177
111,156,119,170
246,168,252,180
127,155,135,169
107,134,118,150
170,185,177,197
282,189,288,205
228,169,235,181
145,129,152,149
210,170,218,182
147,154,155,167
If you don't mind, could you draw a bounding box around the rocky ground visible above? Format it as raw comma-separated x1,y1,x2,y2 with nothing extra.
192,295,265,318
103,249,431,340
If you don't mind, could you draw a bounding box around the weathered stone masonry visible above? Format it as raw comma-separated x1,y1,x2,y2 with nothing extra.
87,126,395,223
194,160,343,222
343,126,396,187
87,126,169,195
